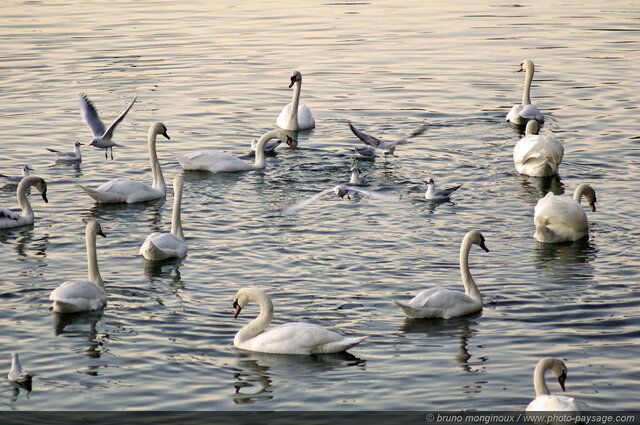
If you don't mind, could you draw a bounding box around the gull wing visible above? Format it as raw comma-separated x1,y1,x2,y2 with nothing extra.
79,93,106,138
282,186,337,215
348,121,382,148
102,94,137,140
282,185,399,215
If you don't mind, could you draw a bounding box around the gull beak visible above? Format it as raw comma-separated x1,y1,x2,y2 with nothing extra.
233,300,242,319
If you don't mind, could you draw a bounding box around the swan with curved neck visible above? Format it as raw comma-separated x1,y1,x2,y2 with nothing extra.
393,231,489,319
49,221,107,313
276,71,316,131
0,176,48,230
526,357,582,411
176,129,296,173
80,122,170,203
139,175,188,260
513,120,564,177
232,287,366,355
534,184,596,243
506,60,545,125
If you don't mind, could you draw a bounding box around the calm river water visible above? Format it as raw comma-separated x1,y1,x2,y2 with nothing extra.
0,0,638,411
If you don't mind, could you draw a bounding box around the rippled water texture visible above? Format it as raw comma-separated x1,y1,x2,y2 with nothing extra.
0,0,639,411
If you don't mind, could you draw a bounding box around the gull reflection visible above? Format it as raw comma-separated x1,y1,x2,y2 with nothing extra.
52,310,104,358
9,379,32,400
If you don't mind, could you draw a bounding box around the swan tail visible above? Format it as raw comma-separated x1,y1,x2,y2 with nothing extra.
316,336,367,354
79,185,125,203
393,299,421,318
50,299,93,314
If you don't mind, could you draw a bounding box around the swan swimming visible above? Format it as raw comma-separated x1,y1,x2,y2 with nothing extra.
506,60,545,125
526,357,582,411
0,165,33,186
80,122,170,203
282,184,398,215
139,175,188,260
393,230,489,319
232,287,366,355
0,176,48,230
348,121,428,158
49,221,107,313
534,184,596,243
176,129,295,173
276,70,316,131
425,178,462,201
47,141,84,162
513,120,564,177
80,92,137,159
7,353,33,382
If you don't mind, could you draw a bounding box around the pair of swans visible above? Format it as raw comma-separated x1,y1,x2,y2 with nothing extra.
393,231,489,319
276,70,315,131
534,184,597,243
138,175,188,260
506,60,545,125
49,221,107,313
232,287,366,355
514,120,564,177
0,176,48,230
81,122,170,203
526,357,582,411
0,165,33,185
176,129,295,173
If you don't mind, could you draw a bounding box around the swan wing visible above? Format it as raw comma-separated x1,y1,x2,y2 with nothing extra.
79,93,106,138
514,135,564,176
139,232,187,260
0,207,20,221
176,151,251,172
526,395,582,411
296,104,316,129
80,179,161,203
348,121,382,148
394,287,480,319
102,94,137,140
534,193,588,242
50,280,107,313
506,104,523,123
519,104,544,123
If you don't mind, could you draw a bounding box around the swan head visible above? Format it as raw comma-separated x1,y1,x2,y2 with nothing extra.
30,177,48,203
151,122,170,140
276,129,298,150
289,70,302,88
524,120,540,136
574,184,597,212
544,357,568,392
466,230,489,253
233,287,268,319
86,220,107,238
517,59,534,73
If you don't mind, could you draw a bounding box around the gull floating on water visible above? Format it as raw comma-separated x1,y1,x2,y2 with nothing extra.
47,141,83,162
0,165,33,186
282,184,398,215
348,121,428,158
79,92,137,160
425,178,462,201
349,167,367,186
7,353,33,383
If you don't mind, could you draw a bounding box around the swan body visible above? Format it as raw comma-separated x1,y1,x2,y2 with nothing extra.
393,231,489,319
47,141,83,161
534,184,596,243
7,353,32,382
232,287,366,355
49,221,107,313
80,122,170,203
0,165,33,185
514,120,564,177
139,175,187,260
0,176,48,230
80,92,137,159
526,357,582,411
425,178,462,201
348,121,427,157
507,60,544,125
177,129,295,173
276,70,315,131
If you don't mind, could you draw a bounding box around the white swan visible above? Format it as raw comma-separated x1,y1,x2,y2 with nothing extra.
276,71,316,131
0,165,33,185
506,60,545,125
232,287,366,355
139,175,188,260
393,230,489,319
425,178,462,201
0,176,48,230
534,184,596,243
49,221,107,313
80,122,170,203
526,357,582,411
47,141,83,161
7,353,33,382
514,120,564,177
176,129,295,173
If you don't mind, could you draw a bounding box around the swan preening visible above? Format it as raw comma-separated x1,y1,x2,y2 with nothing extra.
7,353,33,382
348,121,428,158
80,122,170,203
232,287,366,355
80,92,137,159
0,176,48,230
534,184,596,243
49,221,107,313
176,129,295,173
276,71,316,131
526,357,582,411
0,165,33,185
514,120,564,177
425,178,462,201
393,231,489,319
47,141,83,162
506,60,545,125
139,175,187,260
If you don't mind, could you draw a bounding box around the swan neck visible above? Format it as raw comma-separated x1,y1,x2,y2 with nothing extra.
234,291,274,345
522,65,533,105
148,128,165,192
254,130,280,169
170,181,184,240
460,235,481,302
533,358,553,396
287,81,302,130
16,179,34,219
573,184,592,204
86,227,103,287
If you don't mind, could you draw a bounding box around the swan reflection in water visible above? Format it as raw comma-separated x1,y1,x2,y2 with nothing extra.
87,197,164,230
52,310,105,359
533,238,597,282
230,350,365,405
515,173,564,206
